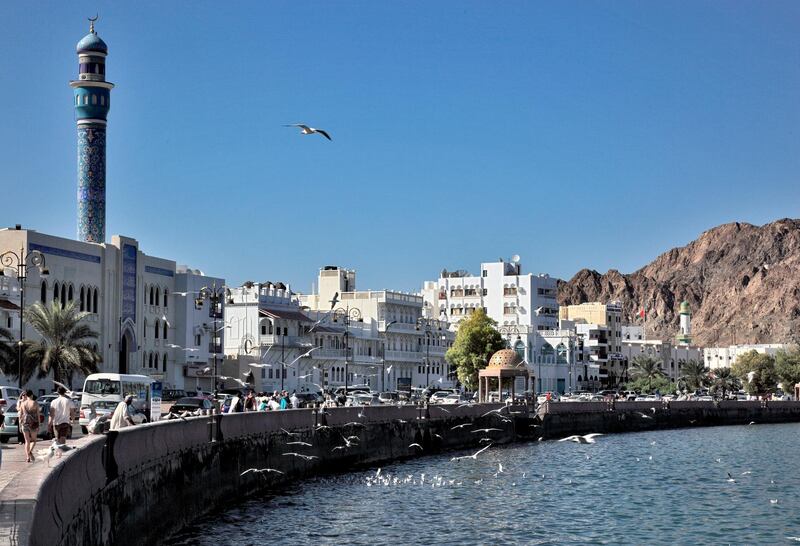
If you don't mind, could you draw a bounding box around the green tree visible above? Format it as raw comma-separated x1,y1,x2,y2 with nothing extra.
775,346,800,396
625,374,676,395
21,301,101,384
627,355,666,393
731,350,778,395
709,367,739,399
680,359,711,392
445,309,505,391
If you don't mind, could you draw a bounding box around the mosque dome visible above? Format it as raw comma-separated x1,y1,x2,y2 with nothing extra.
77,32,108,54
487,349,525,370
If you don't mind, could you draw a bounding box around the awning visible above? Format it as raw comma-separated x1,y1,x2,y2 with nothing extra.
0,299,20,311
259,308,313,322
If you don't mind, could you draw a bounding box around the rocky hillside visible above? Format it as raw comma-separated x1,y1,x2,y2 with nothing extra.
557,218,800,347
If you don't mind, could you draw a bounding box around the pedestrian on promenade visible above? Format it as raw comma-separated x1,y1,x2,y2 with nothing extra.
244,391,256,412
290,391,300,409
19,390,41,463
16,391,27,445
110,395,137,430
279,391,288,410
49,386,73,452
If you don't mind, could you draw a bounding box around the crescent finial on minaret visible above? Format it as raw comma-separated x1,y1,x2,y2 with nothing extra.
88,14,98,34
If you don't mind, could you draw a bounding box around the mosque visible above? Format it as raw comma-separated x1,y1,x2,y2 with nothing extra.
0,22,225,394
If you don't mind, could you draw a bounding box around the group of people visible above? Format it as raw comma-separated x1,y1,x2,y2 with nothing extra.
14,387,73,463
227,390,301,412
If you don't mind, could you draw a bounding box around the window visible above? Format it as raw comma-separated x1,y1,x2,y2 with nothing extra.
100,95,105,106
91,94,97,105
155,288,161,307
148,353,153,368
261,324,267,335
482,270,487,277
154,319,160,339
149,286,154,305
144,285,148,304
93,289,98,313
41,281,47,303
143,318,147,339
163,354,167,372
163,321,168,340
68,284,74,302
195,334,201,346
283,327,288,336
163,289,168,307
53,282,60,303
61,284,67,308
143,354,146,368
80,287,85,311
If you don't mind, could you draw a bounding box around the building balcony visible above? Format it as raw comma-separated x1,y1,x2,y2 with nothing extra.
259,335,311,348
379,321,422,334
312,348,348,359
385,350,421,362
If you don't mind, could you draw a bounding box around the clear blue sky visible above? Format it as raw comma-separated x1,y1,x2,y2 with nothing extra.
2,2,798,293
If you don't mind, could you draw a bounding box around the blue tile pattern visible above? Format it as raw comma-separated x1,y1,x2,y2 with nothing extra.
122,244,137,323
28,243,102,264
145,266,175,278
77,124,106,243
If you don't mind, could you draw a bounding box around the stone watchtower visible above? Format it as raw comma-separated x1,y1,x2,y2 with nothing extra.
676,301,692,345
69,18,114,243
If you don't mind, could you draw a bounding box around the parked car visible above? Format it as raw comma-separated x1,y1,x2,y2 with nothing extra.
379,392,401,404
0,401,55,442
441,393,470,405
0,386,23,410
170,397,214,413
429,391,454,404
162,389,187,402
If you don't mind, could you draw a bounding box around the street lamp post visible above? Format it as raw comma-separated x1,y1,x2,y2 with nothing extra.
195,281,231,397
380,320,397,393
416,317,443,390
332,306,361,396
0,247,49,388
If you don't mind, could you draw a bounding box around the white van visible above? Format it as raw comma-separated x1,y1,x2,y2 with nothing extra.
79,373,153,433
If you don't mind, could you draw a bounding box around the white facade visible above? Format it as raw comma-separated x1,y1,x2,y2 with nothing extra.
704,344,790,370
0,227,224,394
421,257,558,390
302,266,456,390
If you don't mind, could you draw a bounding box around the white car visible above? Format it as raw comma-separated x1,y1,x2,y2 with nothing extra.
0,386,23,411
428,391,453,404
441,393,469,405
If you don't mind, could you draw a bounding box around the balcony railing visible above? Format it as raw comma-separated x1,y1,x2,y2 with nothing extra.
259,335,311,348
385,350,421,362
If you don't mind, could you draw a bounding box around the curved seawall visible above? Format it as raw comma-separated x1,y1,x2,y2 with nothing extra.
7,400,800,546
17,403,526,546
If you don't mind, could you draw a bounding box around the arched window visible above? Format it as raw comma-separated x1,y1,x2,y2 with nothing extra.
144,284,148,304
40,281,47,304
91,94,97,105
53,282,60,303
162,353,167,372
93,289,98,313
149,286,154,305
100,95,105,106
60,284,67,308
163,289,168,307
68,284,74,302
154,319,160,339
155,287,160,307
148,353,154,368
163,320,168,340
143,353,147,368
143,318,147,339
79,287,85,311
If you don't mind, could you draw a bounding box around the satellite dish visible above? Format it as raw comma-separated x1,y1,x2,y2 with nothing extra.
511,254,521,264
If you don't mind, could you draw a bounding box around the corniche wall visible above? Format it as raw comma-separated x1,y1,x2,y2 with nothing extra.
24,403,524,546
9,400,800,546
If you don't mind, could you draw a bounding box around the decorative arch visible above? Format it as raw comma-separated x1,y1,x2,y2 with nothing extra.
92,288,98,313
162,353,167,372
79,286,85,311
154,319,160,339
40,280,47,304
163,288,168,307
68,284,74,302
149,286,154,305
162,320,168,340
155,287,161,307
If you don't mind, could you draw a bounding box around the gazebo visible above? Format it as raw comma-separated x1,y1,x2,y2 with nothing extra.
478,348,532,403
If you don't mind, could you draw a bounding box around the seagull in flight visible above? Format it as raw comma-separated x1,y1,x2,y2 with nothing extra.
241,468,284,476
284,123,332,141
471,428,502,434
329,291,339,309
726,472,737,483
450,423,471,430
283,452,319,461
451,443,492,461
409,443,423,451
386,365,393,374
285,347,321,368
248,362,272,368
286,441,313,447
559,433,604,444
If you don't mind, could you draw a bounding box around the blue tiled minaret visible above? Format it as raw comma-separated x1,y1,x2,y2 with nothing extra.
69,18,114,243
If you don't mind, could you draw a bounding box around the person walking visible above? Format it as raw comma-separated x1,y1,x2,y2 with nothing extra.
19,390,41,463
290,391,300,409
49,386,73,454
110,395,137,431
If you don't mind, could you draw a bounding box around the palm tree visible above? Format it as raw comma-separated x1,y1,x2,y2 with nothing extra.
22,301,101,385
629,355,665,392
710,367,739,400
680,359,710,392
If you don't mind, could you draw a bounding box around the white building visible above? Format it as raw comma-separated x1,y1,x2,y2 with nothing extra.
0,226,224,395
704,344,790,370
421,257,558,390
302,266,456,391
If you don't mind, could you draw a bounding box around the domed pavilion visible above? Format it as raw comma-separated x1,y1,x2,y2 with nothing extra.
478,349,532,403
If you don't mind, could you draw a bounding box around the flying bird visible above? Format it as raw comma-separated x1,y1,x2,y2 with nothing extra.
329,292,339,309
451,443,492,462
450,423,471,430
471,428,502,434
286,441,312,447
409,443,423,451
559,433,603,444
241,468,284,476
284,123,332,141
386,365,393,374
248,362,272,368
726,473,736,483
286,347,322,368
283,452,319,461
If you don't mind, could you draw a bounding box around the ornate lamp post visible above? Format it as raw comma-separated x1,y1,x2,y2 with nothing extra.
195,281,231,397
0,246,49,388
332,306,361,396
416,317,444,390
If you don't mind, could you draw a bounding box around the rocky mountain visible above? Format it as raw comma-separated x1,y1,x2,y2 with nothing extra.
557,218,800,347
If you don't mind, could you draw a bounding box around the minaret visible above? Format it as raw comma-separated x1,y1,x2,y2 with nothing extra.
69,18,114,243
676,301,692,345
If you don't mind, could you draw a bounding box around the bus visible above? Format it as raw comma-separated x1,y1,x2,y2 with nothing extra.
79,373,154,433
